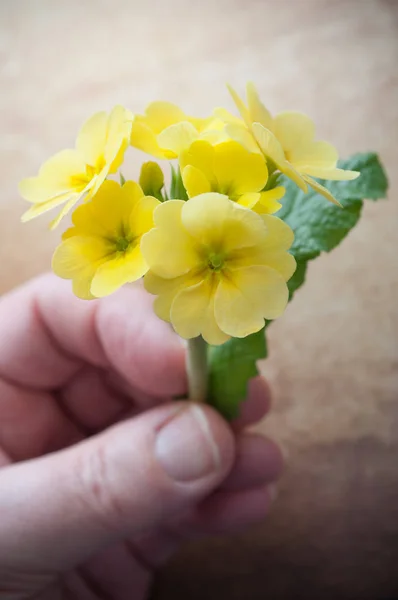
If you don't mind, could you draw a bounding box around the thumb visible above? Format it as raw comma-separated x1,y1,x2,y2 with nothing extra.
0,402,234,572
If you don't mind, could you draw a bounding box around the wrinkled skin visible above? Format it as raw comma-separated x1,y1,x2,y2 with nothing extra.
0,275,282,600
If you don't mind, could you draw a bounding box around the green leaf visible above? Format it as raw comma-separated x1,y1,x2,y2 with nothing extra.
119,172,126,186
280,153,388,259
287,259,308,300
263,172,282,191
170,164,188,200
208,329,267,420
322,152,389,203
280,152,388,297
207,153,388,418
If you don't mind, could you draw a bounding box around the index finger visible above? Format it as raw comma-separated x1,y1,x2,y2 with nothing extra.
0,274,187,397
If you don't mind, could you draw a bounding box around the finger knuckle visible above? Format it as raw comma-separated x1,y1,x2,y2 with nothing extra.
73,442,126,533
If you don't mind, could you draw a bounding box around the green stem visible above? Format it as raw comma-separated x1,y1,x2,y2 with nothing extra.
186,336,208,403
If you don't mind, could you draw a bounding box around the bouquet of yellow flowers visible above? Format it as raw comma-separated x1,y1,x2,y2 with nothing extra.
19,83,388,418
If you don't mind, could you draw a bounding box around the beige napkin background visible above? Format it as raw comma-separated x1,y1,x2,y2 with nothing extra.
1,0,397,597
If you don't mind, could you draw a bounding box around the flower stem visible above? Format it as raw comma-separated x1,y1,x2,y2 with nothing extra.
186,336,208,403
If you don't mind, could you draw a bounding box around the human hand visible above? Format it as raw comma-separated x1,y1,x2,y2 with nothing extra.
0,275,283,600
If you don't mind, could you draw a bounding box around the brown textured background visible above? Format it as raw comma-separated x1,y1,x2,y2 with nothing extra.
1,0,398,598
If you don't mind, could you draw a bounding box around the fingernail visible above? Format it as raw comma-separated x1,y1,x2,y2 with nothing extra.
155,405,220,482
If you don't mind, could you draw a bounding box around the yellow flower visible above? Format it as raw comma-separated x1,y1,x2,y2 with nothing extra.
180,139,285,214
141,193,296,345
52,180,159,299
216,83,359,205
130,101,225,159
19,106,133,227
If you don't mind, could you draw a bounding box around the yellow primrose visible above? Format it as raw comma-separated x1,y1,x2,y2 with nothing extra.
216,83,359,205
141,193,296,345
19,106,133,227
130,101,226,160
180,139,285,214
52,179,159,299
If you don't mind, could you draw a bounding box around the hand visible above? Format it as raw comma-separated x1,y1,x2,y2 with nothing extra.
0,274,283,600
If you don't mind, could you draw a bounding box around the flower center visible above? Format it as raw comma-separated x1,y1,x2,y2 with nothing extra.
70,160,107,191
114,236,131,253
207,252,225,272
70,171,92,191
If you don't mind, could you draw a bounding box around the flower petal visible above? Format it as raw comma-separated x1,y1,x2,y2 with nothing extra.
215,265,289,336
290,141,339,171
19,150,87,203
227,214,294,271
179,140,216,184
145,271,185,322
153,198,184,230
171,278,211,339
141,200,199,278
251,123,308,192
199,127,231,145
280,161,308,192
49,195,86,230
246,82,273,130
130,120,169,159
302,174,342,206
120,179,144,210
188,115,221,133
261,214,295,251
227,214,296,279
88,165,110,198
19,178,72,205
38,149,87,183
200,296,231,345
237,192,261,209
76,111,108,167
273,111,315,154
21,192,80,223
145,270,203,322
300,166,360,180
157,122,199,155
181,193,266,252
182,165,212,198
225,123,261,154
171,278,229,345
52,236,111,300
105,105,133,169
230,246,296,281
68,180,138,238
144,101,187,133
109,138,129,173
122,179,144,205
227,84,251,127
213,140,268,196
251,123,286,165
130,194,160,237
91,245,147,297
253,186,285,214
264,252,296,281
213,107,244,126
